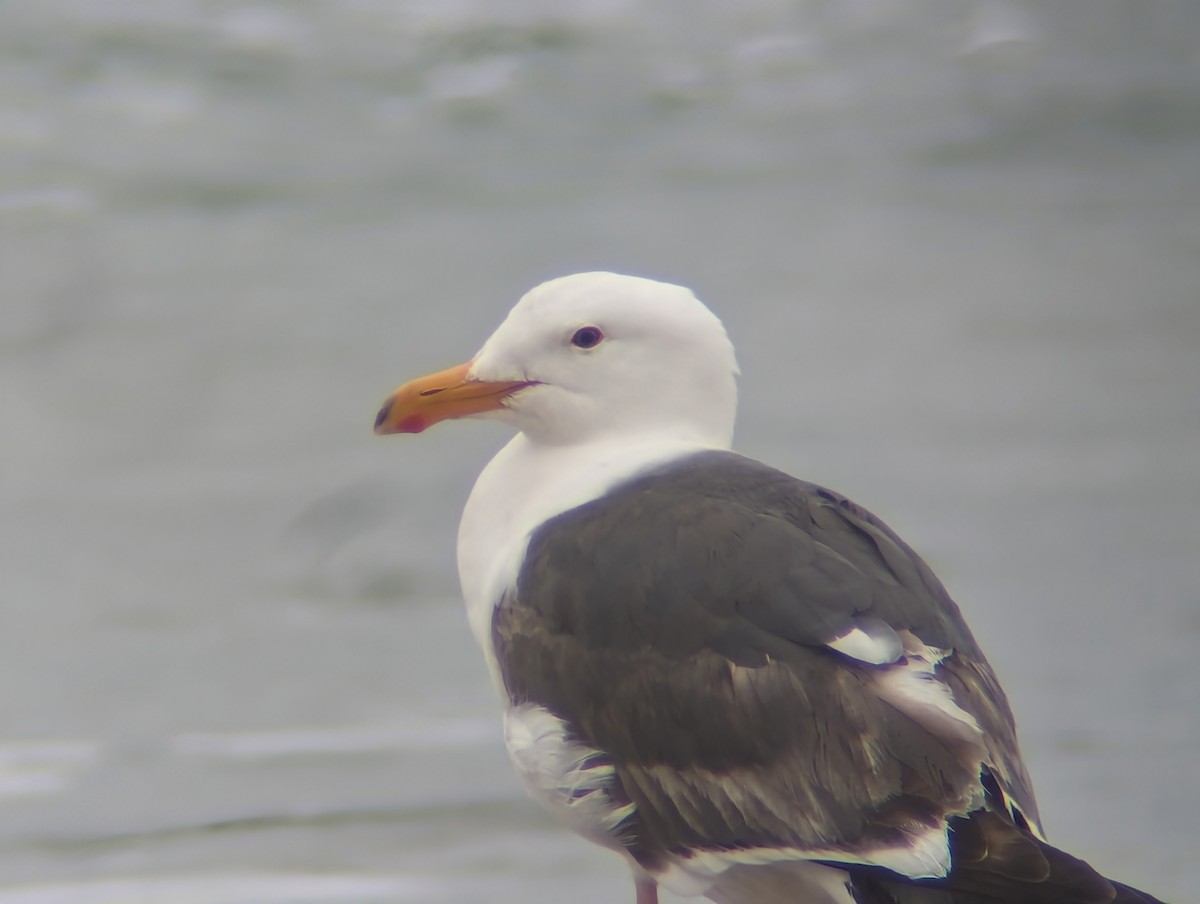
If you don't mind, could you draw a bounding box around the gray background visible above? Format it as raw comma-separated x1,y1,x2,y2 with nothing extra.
2,1,1197,901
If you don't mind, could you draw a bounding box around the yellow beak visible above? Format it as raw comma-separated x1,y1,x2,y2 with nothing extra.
373,361,532,435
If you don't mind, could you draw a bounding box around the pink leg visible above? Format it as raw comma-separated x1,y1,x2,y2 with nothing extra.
635,877,659,904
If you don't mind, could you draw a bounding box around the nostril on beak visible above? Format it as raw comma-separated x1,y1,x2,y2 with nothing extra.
419,387,446,397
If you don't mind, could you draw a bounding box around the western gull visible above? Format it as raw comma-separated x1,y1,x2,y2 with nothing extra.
374,272,1166,904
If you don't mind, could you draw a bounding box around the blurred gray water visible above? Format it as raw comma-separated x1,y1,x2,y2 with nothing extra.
2,1,1198,902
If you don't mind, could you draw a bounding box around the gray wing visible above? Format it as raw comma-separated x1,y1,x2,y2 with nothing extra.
493,450,1038,874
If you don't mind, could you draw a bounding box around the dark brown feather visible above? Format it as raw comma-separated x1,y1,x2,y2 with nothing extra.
493,451,1031,865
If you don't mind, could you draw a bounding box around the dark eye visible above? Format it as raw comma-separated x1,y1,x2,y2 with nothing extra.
570,326,604,349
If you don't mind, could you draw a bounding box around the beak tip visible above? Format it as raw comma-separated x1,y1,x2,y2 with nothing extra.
375,399,428,435
373,401,393,434
374,361,506,437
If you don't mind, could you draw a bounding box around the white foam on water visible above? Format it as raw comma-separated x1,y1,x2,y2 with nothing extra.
171,716,495,760
0,872,442,904
0,740,100,799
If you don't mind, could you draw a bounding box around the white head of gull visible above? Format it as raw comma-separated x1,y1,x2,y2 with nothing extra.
379,273,740,669
470,271,738,447
374,272,1166,904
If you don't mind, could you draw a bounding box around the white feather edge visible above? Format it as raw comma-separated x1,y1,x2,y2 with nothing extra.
655,822,950,897
504,704,636,847
505,703,953,899
873,641,985,748
826,623,903,665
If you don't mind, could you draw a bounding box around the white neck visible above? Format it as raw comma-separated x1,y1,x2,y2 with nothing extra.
457,430,725,691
